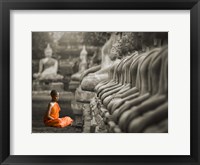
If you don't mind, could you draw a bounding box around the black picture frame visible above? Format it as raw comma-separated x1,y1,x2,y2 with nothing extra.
0,0,199,164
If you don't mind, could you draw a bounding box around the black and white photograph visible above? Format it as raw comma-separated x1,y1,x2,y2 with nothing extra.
32,32,168,133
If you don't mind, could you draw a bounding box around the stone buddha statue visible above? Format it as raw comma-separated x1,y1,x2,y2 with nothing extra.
112,46,168,133
88,48,101,68
71,45,88,81
80,33,122,92
33,44,63,81
108,48,161,125
126,47,168,133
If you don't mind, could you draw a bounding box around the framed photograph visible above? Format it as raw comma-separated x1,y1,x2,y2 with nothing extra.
1,0,199,164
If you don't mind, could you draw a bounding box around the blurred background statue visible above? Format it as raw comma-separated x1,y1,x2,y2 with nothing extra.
33,44,63,81
71,45,88,81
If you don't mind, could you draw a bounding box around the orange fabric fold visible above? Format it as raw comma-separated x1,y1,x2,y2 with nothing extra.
44,102,73,128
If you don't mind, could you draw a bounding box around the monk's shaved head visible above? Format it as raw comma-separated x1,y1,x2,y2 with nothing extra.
50,90,59,97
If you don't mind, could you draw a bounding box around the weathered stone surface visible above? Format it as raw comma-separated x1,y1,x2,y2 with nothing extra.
89,115,96,133
100,107,108,117
108,121,116,133
95,124,108,133
71,72,82,81
71,100,89,114
81,74,108,92
71,100,88,115
68,81,80,91
82,102,92,133
72,108,82,115
74,115,83,127
83,108,91,117
83,127,91,133
84,116,92,121
88,96,109,133
95,114,103,124
75,87,95,103
84,121,91,127
90,96,102,115
114,126,122,133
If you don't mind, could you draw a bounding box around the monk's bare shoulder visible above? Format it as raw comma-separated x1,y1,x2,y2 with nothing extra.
48,102,54,109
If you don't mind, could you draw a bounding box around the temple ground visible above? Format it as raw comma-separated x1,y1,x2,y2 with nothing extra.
32,91,81,133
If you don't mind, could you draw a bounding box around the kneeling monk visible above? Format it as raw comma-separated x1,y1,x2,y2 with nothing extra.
44,90,73,128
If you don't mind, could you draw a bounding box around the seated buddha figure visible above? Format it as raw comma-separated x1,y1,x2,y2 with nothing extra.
71,45,88,81
80,33,122,92
111,46,168,133
109,48,161,124
88,48,101,68
100,51,139,106
96,32,141,105
33,44,63,81
125,47,168,133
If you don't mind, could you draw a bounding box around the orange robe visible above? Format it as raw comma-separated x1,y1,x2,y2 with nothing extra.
44,102,73,128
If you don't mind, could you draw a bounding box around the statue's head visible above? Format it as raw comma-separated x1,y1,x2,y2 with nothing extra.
80,45,87,61
44,44,53,57
121,33,130,51
109,39,122,60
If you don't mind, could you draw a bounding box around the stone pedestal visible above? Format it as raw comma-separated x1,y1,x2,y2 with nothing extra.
89,97,108,133
70,85,96,133
71,99,91,132
83,104,92,133
68,81,80,92
71,100,84,115
75,87,96,103
81,74,108,92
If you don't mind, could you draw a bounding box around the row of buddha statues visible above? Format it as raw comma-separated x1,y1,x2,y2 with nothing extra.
94,46,168,133
32,32,168,133
32,43,93,92
33,32,166,84
33,44,98,84
78,32,168,133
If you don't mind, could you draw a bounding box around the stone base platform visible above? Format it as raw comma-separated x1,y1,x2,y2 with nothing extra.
71,100,91,132
68,81,80,92
75,87,96,103
71,100,90,115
